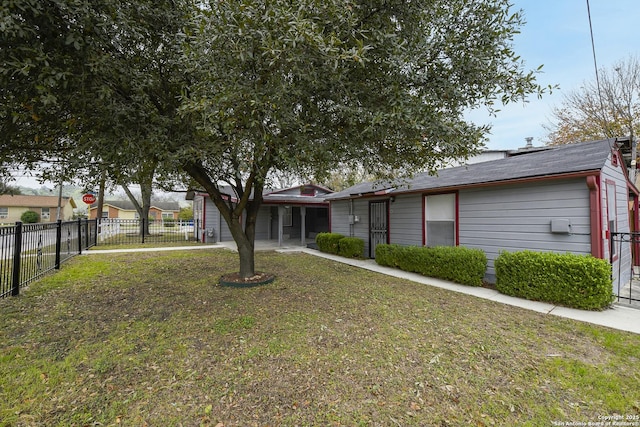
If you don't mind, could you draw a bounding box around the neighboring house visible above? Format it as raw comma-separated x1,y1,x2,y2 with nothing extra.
0,195,77,223
88,200,181,221
188,184,332,246
325,138,638,294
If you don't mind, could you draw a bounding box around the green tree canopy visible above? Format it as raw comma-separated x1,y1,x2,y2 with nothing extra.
2,0,549,278
180,0,548,277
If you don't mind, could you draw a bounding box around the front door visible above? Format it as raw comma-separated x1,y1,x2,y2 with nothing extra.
369,201,389,258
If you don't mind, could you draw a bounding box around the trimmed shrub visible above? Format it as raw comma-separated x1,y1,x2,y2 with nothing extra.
316,232,345,255
494,250,614,310
338,237,364,258
375,244,402,268
374,244,487,286
163,218,176,227
20,210,39,224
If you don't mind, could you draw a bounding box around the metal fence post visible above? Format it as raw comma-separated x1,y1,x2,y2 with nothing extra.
77,218,82,255
55,220,62,269
11,221,23,296
142,218,145,244
86,219,90,249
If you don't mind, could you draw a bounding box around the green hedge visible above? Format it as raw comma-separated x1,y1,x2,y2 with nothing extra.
338,237,364,258
375,244,487,286
315,232,345,255
494,250,614,310
20,210,39,224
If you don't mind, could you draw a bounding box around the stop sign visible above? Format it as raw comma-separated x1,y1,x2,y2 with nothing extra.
82,193,97,204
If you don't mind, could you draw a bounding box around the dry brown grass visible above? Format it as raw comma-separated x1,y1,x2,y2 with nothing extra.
1,249,639,426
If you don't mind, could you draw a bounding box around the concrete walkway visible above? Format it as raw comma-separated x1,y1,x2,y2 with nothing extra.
86,243,640,335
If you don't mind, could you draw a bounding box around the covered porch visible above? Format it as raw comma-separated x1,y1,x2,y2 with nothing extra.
266,205,329,248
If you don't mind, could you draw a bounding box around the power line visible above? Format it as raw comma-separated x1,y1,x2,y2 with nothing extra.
586,0,612,136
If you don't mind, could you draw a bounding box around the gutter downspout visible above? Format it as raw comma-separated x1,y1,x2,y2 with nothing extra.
587,175,603,259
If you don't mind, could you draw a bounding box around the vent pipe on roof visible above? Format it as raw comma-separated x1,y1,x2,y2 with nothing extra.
524,137,534,148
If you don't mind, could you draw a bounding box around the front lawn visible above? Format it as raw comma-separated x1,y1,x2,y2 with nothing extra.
1,250,638,426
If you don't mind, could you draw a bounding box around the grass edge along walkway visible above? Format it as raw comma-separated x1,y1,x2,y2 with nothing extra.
83,243,640,335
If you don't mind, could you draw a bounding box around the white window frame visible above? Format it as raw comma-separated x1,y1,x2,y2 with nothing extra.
424,193,457,247
283,206,293,227
0,207,7,219
41,207,50,220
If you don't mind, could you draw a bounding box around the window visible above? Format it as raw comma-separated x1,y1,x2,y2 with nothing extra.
41,207,50,220
0,207,7,219
162,212,173,220
300,186,315,196
425,193,456,247
606,181,617,258
101,211,109,219
283,206,292,226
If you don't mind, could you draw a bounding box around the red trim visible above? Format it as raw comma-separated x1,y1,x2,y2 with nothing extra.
386,199,391,243
329,170,600,202
261,201,330,207
587,175,603,259
635,195,640,266
455,192,460,246
605,179,619,262
421,195,426,246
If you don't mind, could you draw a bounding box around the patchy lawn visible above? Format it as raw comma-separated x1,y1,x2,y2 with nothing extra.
1,249,639,426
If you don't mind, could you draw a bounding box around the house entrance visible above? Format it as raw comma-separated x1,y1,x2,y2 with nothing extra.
369,201,389,258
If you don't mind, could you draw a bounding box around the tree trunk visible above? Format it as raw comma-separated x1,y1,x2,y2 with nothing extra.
236,234,255,278
182,161,267,279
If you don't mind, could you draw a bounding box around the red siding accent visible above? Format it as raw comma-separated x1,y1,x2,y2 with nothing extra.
455,191,460,247
605,179,618,262
421,195,426,246
587,175,603,259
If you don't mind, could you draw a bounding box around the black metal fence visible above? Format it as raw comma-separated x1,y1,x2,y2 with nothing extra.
0,219,98,299
611,232,640,307
96,218,200,246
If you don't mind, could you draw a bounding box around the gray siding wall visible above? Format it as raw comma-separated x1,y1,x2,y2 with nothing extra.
330,201,350,236
332,178,599,283
254,205,271,240
389,194,423,247
459,179,592,281
330,199,371,255
600,154,632,292
203,197,233,242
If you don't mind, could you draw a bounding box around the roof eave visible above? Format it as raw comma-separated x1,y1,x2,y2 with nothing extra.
327,170,601,201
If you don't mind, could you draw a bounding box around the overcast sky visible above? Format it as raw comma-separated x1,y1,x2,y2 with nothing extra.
470,0,640,150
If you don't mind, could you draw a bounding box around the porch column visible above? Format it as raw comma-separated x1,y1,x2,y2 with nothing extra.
278,205,284,247
300,206,306,247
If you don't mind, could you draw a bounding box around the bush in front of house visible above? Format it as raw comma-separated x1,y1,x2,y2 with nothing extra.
163,218,176,227
374,244,487,286
315,232,345,255
494,250,614,310
338,237,364,258
375,244,402,268
20,210,39,224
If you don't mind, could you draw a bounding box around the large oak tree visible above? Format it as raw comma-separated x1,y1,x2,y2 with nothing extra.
179,0,548,277
2,0,549,279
